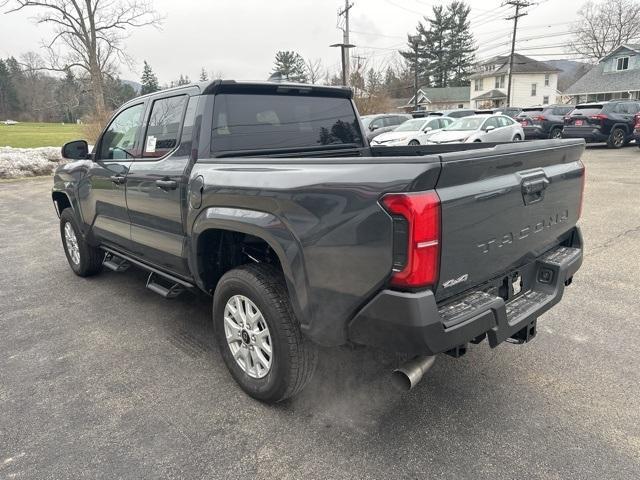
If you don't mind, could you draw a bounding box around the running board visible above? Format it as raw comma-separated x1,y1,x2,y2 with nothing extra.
146,272,185,299
103,252,130,272
100,246,195,299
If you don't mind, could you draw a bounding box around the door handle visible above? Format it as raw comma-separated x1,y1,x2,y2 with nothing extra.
522,178,549,194
110,175,126,185
155,179,178,190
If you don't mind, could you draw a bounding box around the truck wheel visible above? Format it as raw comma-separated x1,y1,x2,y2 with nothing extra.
213,264,317,403
607,127,626,148
59,208,103,277
549,128,562,139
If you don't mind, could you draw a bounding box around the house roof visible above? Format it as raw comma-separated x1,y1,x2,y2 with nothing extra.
599,44,640,62
471,53,561,79
564,61,640,95
471,89,507,100
406,86,470,105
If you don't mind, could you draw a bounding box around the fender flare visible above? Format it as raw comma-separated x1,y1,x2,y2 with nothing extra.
189,206,309,327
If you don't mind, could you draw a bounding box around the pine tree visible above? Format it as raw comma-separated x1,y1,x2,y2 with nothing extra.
0,59,20,118
140,61,159,95
199,68,209,82
271,51,308,83
447,1,475,86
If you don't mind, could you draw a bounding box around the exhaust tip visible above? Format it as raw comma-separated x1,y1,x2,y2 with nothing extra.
390,370,413,391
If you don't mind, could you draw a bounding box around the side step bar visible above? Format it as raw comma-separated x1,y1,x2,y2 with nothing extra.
100,246,195,299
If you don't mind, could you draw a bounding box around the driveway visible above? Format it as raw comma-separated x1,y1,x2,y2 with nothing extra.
1,146,639,479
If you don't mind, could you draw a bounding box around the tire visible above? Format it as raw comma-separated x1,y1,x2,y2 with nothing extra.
513,134,522,142
59,208,103,277
549,128,562,139
408,140,420,146
607,127,626,148
213,264,317,403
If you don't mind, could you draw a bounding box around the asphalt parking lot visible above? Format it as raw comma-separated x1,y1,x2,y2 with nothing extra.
1,145,639,479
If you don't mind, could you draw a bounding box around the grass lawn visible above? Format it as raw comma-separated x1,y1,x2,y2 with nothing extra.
0,122,84,148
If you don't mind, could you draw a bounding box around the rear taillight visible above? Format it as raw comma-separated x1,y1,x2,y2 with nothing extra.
382,191,441,289
590,114,608,123
533,115,546,121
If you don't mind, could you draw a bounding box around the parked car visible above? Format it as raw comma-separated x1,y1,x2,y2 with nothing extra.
563,100,640,148
634,112,640,147
517,105,574,139
426,114,524,144
53,80,584,402
438,108,476,118
2,119,18,125
492,107,522,119
370,116,453,146
361,113,411,141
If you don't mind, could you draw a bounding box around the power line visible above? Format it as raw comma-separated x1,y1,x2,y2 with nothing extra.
503,0,534,106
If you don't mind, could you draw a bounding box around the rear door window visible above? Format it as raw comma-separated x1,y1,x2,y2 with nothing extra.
143,95,188,158
211,93,363,153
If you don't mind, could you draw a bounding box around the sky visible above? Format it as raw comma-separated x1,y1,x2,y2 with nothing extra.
0,0,586,84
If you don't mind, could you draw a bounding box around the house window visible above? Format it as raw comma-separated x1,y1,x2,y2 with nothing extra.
531,83,537,96
543,95,549,104
616,57,629,71
544,74,550,86
495,75,505,88
458,104,463,108
474,78,484,91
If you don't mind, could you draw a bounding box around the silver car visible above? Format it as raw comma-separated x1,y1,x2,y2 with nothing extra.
425,114,524,144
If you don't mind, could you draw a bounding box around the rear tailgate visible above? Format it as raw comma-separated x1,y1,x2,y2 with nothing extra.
434,139,585,302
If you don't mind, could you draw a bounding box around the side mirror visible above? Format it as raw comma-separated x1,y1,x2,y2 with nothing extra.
61,140,89,160
369,124,377,131
485,125,496,132
423,126,433,132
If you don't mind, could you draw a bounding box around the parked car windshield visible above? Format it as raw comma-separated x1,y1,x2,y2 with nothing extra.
444,117,485,131
211,93,363,153
394,118,427,132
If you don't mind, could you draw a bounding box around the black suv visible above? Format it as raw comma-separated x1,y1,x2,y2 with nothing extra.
563,100,640,148
517,105,574,139
493,107,522,119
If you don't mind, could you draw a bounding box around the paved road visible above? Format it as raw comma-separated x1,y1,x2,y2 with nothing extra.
1,146,639,479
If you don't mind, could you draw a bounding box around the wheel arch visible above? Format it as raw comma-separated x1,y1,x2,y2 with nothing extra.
190,207,308,325
52,191,73,217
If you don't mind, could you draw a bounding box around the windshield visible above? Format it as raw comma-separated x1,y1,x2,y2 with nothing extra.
360,116,373,128
444,117,485,131
394,119,426,132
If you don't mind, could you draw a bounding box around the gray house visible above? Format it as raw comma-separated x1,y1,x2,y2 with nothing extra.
564,45,640,103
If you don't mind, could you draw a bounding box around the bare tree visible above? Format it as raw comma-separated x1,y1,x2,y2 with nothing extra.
305,58,323,84
3,0,162,115
568,0,640,61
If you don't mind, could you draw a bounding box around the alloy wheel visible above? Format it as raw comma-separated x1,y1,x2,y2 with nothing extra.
64,222,80,265
223,295,272,379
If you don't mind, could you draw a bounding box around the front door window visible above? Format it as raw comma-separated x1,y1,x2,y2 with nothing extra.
97,103,145,160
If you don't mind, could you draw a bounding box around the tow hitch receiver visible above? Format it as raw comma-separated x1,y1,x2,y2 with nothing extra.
508,320,537,344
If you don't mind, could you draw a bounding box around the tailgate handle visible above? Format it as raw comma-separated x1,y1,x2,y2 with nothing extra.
522,178,549,195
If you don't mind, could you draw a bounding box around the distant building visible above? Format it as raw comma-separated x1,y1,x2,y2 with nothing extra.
470,53,560,108
403,86,471,112
564,45,640,103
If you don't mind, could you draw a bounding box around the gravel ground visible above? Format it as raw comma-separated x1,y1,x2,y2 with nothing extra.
1,146,639,479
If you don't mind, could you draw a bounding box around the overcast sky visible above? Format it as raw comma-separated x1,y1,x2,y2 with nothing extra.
0,0,585,84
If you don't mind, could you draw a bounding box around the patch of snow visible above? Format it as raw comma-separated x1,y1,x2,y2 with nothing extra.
0,146,67,179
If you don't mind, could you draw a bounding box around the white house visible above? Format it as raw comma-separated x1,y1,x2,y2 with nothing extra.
404,86,471,112
470,53,561,108
564,44,640,103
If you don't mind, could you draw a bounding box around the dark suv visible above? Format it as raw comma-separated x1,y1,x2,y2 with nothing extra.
361,113,411,141
563,100,640,148
517,105,574,139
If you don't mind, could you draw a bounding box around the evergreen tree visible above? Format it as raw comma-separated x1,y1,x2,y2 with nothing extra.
271,51,308,83
447,1,475,86
199,68,209,82
0,59,20,118
400,1,476,89
140,61,159,95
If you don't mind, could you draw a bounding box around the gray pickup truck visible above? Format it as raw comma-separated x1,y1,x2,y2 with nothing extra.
53,81,585,402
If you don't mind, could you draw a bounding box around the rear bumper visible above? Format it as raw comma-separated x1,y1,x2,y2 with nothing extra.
522,126,548,139
562,127,608,142
348,228,583,355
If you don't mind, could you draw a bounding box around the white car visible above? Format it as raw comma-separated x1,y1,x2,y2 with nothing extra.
369,116,453,146
426,114,524,144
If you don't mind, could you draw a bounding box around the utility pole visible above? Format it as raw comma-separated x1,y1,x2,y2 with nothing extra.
504,1,532,107
338,0,354,85
409,35,421,111
330,43,355,86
